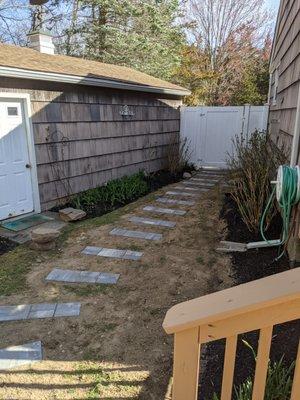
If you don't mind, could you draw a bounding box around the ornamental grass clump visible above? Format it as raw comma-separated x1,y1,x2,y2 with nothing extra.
227,131,286,233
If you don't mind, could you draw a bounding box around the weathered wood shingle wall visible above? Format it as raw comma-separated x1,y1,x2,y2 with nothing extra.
0,79,181,210
269,0,300,156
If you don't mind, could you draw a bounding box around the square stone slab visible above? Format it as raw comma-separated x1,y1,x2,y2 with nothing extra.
174,186,202,191
82,247,143,260
190,177,219,183
0,302,81,322
81,246,102,255
54,302,81,317
143,205,186,216
46,268,120,285
182,181,210,188
166,191,197,197
96,273,120,284
98,248,126,258
0,305,31,322
0,341,42,370
129,216,176,228
28,303,56,319
216,241,247,253
156,197,195,206
110,227,162,241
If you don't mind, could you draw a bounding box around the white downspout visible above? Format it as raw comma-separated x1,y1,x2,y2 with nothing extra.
290,83,300,166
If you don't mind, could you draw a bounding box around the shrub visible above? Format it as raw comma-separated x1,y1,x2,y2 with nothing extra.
227,131,286,232
71,171,149,214
166,137,193,175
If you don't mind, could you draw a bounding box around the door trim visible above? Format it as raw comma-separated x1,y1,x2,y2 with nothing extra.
0,92,41,218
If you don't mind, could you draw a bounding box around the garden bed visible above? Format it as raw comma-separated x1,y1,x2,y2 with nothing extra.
199,193,300,400
52,169,187,219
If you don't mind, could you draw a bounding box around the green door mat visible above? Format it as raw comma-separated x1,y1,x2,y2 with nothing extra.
1,214,53,232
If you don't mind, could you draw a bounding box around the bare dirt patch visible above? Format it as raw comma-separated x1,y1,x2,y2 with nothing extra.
0,183,231,400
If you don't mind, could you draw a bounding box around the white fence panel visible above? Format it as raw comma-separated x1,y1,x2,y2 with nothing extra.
181,104,269,169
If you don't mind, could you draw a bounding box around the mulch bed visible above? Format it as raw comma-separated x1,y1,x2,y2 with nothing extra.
0,237,17,256
199,193,300,400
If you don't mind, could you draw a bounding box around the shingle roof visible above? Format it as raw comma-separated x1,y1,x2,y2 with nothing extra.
0,43,188,96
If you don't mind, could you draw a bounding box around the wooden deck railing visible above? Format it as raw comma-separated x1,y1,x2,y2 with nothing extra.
163,268,300,400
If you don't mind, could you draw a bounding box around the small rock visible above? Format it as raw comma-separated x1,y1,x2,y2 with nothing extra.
183,172,192,179
59,207,86,222
29,241,56,251
31,227,60,244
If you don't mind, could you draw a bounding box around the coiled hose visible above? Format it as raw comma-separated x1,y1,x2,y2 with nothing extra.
260,165,300,256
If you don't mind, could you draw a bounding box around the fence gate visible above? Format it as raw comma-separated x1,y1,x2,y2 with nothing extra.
180,105,269,169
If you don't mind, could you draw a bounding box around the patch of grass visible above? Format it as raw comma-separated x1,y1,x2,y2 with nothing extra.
160,255,167,264
207,257,217,268
124,243,144,251
0,246,37,296
63,284,110,297
196,256,204,264
75,363,141,399
100,323,118,333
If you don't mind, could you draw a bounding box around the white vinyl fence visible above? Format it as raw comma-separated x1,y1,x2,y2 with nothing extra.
180,105,269,169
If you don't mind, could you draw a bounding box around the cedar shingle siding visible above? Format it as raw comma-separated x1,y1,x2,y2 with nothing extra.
0,79,181,210
269,0,300,156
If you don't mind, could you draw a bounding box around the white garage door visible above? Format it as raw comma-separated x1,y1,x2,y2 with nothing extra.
0,100,34,220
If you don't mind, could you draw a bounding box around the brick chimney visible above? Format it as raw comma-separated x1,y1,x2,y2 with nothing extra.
27,29,55,55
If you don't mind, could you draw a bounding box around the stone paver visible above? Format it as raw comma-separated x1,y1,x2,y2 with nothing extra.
0,341,42,370
166,190,197,197
110,227,162,241
189,180,216,187
46,268,120,284
173,186,203,191
181,181,211,188
28,303,56,319
187,178,220,186
0,305,30,322
156,197,195,206
81,246,101,256
216,241,247,253
97,273,120,284
54,302,81,317
129,216,176,228
82,246,143,260
0,302,81,322
143,205,186,216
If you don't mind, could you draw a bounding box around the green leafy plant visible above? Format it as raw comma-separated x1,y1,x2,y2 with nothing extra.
71,171,149,215
211,340,295,400
227,131,287,232
233,357,294,400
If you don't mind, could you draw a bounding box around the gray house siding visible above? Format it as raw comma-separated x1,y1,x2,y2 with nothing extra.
0,78,181,210
269,0,300,156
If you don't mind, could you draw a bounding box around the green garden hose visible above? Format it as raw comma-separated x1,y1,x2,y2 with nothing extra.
259,165,300,253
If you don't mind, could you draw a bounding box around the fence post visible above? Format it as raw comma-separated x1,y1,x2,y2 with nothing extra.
262,104,269,132
243,104,251,137
172,327,200,400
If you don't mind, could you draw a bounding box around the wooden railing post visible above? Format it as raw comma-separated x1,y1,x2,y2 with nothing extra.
172,327,200,400
163,269,300,400
291,340,300,400
251,326,273,400
221,335,237,400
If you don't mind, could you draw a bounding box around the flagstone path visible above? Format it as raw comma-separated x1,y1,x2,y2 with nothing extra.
0,169,227,381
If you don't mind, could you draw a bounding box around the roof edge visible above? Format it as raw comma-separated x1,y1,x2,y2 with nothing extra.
0,66,190,97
